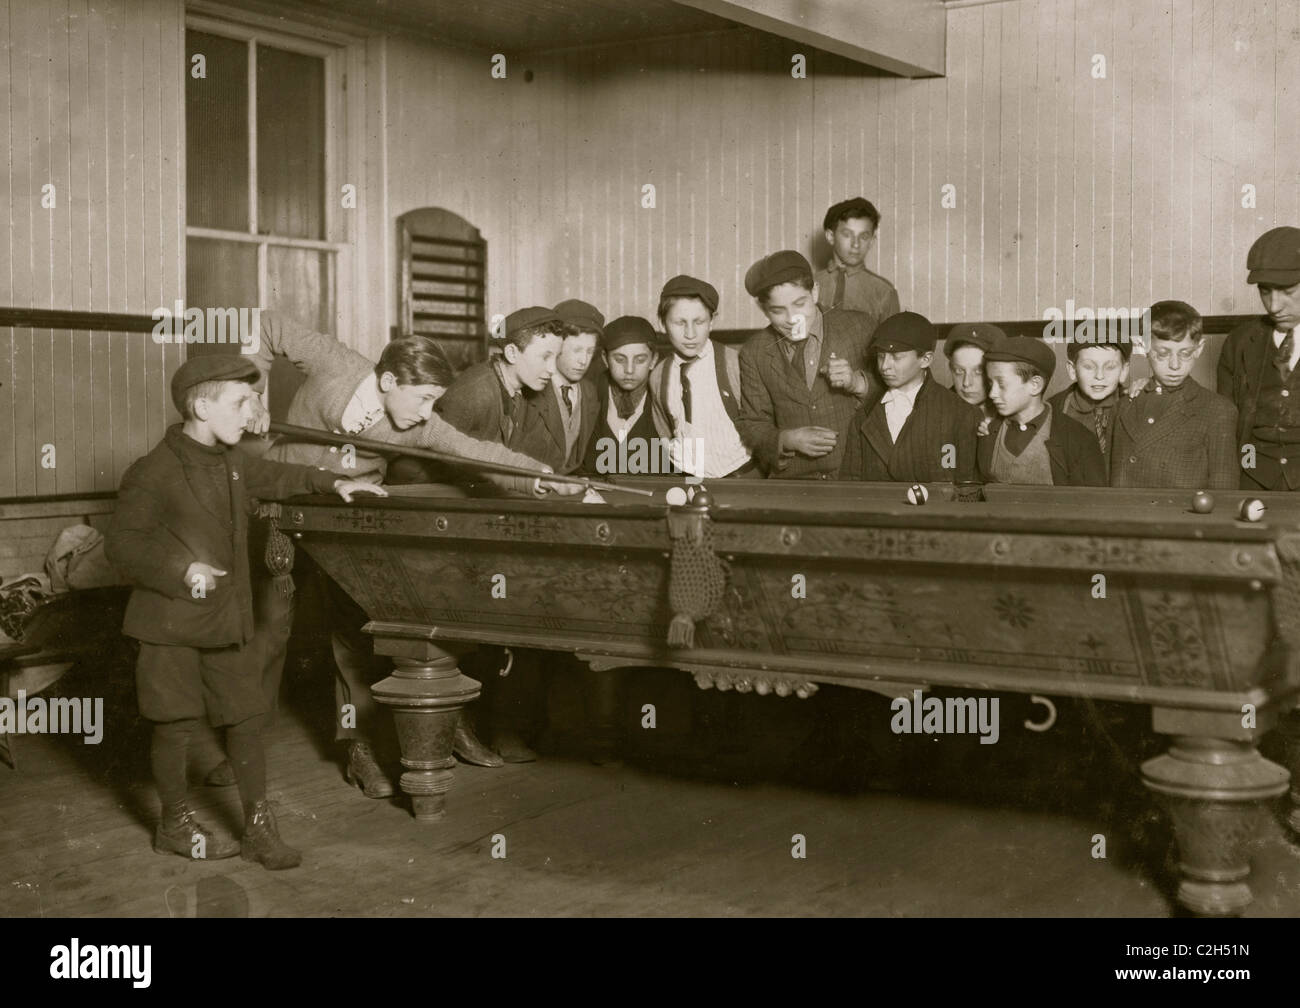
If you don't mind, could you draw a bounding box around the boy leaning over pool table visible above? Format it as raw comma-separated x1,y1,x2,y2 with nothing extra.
106,355,383,869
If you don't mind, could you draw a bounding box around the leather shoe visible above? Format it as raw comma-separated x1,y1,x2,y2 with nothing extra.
344,741,394,798
154,802,240,860
453,722,504,767
241,800,301,871
492,729,538,764
203,760,236,787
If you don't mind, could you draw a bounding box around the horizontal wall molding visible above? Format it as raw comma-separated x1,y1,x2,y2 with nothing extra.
0,307,157,333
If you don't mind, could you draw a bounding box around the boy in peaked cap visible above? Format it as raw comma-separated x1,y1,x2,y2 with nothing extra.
816,196,900,335
1218,226,1300,489
944,323,1004,422
736,250,879,479
978,336,1107,486
839,311,980,483
1049,333,1132,463
106,355,381,869
583,315,672,475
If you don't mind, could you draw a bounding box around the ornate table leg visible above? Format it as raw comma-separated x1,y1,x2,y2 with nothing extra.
1140,736,1289,916
1277,709,1300,836
367,624,481,823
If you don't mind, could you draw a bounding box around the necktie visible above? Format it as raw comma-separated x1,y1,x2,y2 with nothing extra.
680,360,694,425
1095,407,1108,454
1277,329,1296,382
561,384,574,417
832,269,845,310
612,387,640,420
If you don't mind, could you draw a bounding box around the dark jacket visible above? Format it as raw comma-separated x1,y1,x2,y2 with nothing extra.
434,359,519,446
839,374,979,482
1217,316,1282,486
1110,378,1238,489
976,404,1108,486
516,375,600,474
736,308,878,478
580,374,668,475
106,425,338,649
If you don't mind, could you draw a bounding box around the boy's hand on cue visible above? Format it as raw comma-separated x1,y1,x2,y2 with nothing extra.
333,479,389,503
185,562,227,594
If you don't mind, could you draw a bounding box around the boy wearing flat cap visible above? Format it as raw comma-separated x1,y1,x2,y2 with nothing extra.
944,323,1004,421
1050,334,1132,463
1112,301,1238,490
979,336,1107,485
736,250,879,479
106,355,381,868
584,315,672,475
1218,226,1300,490
649,275,755,478
515,300,603,474
816,197,900,335
840,311,980,483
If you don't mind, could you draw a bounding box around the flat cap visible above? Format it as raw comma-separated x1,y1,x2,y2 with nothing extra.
985,336,1057,383
602,315,656,353
659,275,719,314
1246,226,1300,285
944,322,1005,357
553,299,605,335
503,306,563,340
744,250,813,298
823,197,880,232
871,311,936,355
171,353,259,413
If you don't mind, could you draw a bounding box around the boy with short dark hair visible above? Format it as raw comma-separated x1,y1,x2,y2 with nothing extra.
978,337,1107,486
737,250,878,478
840,311,980,482
816,197,900,333
1049,337,1133,462
1111,301,1238,489
106,356,381,868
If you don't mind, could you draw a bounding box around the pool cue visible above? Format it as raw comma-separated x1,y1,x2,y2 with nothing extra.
266,421,654,498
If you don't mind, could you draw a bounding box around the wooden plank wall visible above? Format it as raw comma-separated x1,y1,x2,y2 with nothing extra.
501,0,1296,334
1,0,185,498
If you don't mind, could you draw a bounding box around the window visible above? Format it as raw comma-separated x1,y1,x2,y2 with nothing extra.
184,15,347,412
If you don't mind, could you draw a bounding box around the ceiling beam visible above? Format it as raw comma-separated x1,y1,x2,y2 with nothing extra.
669,0,946,77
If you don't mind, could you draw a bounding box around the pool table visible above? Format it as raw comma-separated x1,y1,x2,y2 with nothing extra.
282,478,1300,916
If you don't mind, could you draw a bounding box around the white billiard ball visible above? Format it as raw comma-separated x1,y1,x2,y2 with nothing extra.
1238,498,1267,522
665,486,688,507
906,484,929,506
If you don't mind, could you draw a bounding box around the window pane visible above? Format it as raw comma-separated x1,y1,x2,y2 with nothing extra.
186,31,249,230
184,237,259,360
267,245,334,332
257,46,325,240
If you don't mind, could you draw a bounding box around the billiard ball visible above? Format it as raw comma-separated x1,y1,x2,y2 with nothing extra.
1238,498,1267,522
665,487,688,507
1190,491,1214,514
691,488,713,509
906,484,929,506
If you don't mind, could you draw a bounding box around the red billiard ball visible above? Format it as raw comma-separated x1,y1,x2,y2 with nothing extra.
1190,491,1214,514
1238,498,1267,523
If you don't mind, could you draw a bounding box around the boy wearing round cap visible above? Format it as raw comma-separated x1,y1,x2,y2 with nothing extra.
584,315,671,475
649,275,755,478
513,300,603,474
816,197,900,333
1112,301,1238,490
737,250,879,478
944,323,1004,422
839,311,980,482
105,356,382,868
1218,225,1300,490
1048,335,1132,463
978,336,1107,486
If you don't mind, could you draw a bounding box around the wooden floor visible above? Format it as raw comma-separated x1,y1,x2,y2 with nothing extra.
3,656,1299,918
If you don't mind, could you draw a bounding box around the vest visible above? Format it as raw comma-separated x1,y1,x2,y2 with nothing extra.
990,410,1054,485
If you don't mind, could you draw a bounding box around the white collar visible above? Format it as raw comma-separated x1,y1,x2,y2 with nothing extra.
882,374,925,405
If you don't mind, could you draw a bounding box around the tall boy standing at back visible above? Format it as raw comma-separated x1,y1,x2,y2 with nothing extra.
106,356,382,868
816,197,900,336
